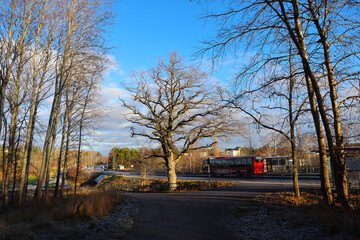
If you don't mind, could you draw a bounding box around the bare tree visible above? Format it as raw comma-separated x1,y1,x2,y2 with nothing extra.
0,0,38,205
0,0,17,138
122,52,234,190
224,48,307,199
73,74,97,197
34,0,113,200
196,0,360,207
18,0,58,205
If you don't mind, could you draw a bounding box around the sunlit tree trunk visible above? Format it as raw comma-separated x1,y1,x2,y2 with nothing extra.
166,152,177,191
34,75,62,200
0,0,17,206
0,0,16,138
307,0,349,207
18,0,51,205
61,103,73,196
74,80,94,197
288,70,300,198
292,0,334,204
54,118,66,198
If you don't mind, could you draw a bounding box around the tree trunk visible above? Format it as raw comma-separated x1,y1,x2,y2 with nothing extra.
44,101,62,199
167,153,177,191
305,73,333,205
11,129,21,206
18,93,35,204
18,89,39,204
54,129,66,198
0,0,16,137
5,65,22,206
291,139,300,199
74,81,92,197
288,47,300,199
61,119,71,196
284,0,334,205
34,76,61,200
1,122,8,205
307,1,349,207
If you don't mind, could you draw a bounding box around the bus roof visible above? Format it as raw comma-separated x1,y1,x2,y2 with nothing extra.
209,155,263,160
265,156,292,159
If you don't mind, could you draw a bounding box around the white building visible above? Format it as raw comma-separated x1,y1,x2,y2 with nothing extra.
225,147,242,156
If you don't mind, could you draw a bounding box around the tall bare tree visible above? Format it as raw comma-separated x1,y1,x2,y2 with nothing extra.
224,48,307,199
34,0,113,200
122,52,235,190
196,0,360,207
1,0,37,205
18,0,58,204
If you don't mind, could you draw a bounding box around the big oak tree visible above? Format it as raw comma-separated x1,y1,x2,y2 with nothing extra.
122,52,233,190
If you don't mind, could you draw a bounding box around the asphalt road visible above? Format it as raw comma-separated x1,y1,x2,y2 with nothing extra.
124,178,319,240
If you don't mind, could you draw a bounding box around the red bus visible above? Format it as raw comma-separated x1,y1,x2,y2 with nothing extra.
203,155,264,177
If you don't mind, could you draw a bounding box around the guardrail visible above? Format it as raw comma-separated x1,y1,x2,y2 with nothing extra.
94,174,106,184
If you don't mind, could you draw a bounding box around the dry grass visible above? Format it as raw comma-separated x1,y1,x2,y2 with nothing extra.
256,191,323,206
0,190,134,240
0,190,125,233
67,190,125,218
66,167,92,184
96,176,231,192
253,191,360,238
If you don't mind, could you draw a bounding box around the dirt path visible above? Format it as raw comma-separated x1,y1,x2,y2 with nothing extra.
123,178,319,240
123,190,255,240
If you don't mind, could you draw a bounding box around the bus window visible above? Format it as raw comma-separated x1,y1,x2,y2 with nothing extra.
246,158,252,165
229,159,237,166
232,158,240,165
221,159,229,166
212,159,219,166
255,156,263,163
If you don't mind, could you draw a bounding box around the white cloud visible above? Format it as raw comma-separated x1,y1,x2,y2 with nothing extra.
104,54,125,77
87,82,147,154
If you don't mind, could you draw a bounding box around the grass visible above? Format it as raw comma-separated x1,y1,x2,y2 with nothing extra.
1,190,124,221
0,191,129,239
0,175,39,190
96,176,232,192
0,190,126,239
251,191,360,238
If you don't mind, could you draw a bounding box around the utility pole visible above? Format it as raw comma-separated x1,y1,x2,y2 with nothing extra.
249,122,252,155
112,135,115,170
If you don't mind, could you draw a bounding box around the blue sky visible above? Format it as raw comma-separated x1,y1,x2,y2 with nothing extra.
90,0,253,155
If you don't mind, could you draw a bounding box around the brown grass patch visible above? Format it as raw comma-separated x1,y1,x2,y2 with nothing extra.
97,176,231,192
0,190,125,225
256,191,323,206
253,191,360,237
0,190,133,240
67,190,125,218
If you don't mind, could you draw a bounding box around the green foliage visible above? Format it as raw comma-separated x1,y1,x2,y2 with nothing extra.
110,147,139,167
32,146,41,155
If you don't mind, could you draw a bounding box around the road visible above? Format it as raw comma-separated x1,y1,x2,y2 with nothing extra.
124,178,319,240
